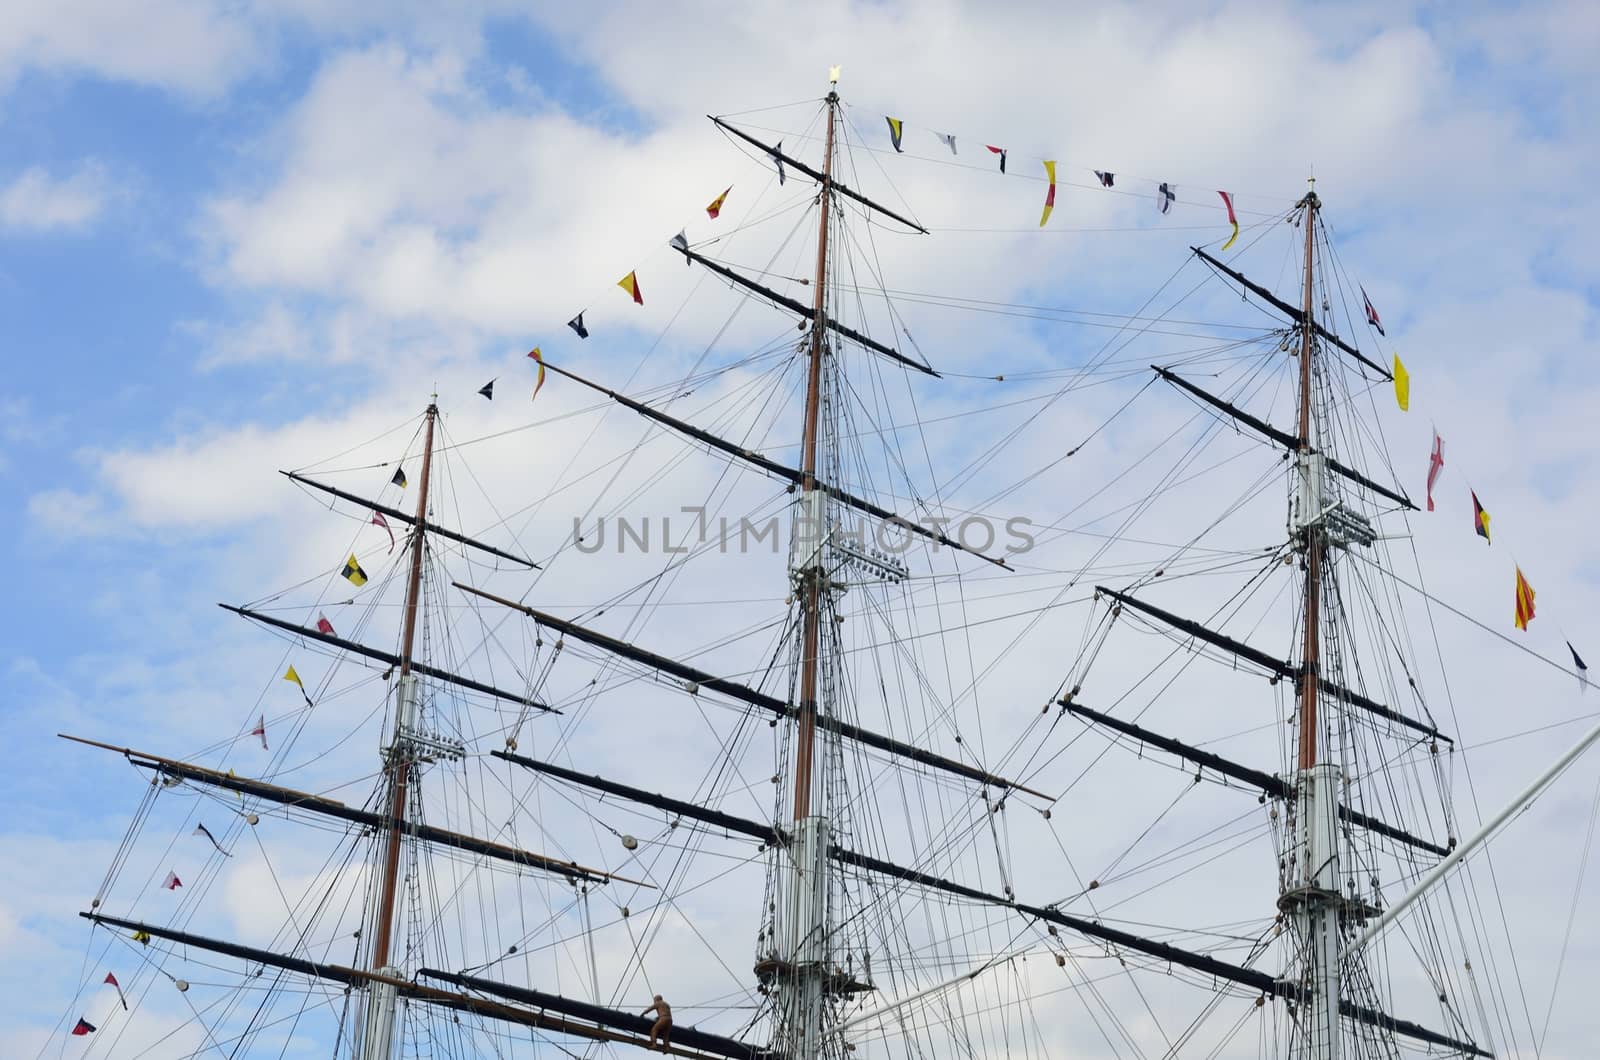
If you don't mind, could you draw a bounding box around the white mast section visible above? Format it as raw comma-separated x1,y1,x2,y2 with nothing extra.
832,958,1000,1035
1354,712,1600,951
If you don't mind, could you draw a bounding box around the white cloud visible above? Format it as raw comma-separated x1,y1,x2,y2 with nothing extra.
186,300,310,368
26,487,108,536
201,42,740,336
0,0,257,97
0,163,108,230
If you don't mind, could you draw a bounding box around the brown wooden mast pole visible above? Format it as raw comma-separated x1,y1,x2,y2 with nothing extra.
370,399,438,971
1296,187,1322,771
791,92,837,823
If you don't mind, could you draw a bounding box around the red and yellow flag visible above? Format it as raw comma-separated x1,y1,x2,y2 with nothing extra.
706,185,731,219
618,271,643,305
1040,160,1057,227
528,347,546,402
1514,566,1536,631
1218,190,1239,251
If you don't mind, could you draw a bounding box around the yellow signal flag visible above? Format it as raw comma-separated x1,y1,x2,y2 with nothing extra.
133,930,151,945
284,664,313,706
1393,354,1410,411
705,185,731,219
341,553,368,587
617,270,643,305
528,347,546,403
1040,160,1057,227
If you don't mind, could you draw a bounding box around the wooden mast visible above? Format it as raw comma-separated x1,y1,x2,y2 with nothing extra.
1296,185,1322,771
370,399,438,972
791,91,837,822
1288,180,1344,1060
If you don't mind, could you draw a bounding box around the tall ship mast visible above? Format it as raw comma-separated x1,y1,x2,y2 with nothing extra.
57,72,1569,1060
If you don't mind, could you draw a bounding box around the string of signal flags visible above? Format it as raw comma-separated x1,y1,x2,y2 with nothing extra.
1390,339,1587,689
455,109,1264,406
879,112,1239,245
458,100,1322,416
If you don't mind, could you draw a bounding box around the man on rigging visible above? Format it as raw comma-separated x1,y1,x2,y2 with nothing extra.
642,994,672,1051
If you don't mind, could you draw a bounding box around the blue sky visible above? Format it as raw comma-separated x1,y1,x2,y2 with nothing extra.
4,1,1600,1056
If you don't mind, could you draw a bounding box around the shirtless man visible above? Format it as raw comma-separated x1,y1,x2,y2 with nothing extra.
642,994,672,1052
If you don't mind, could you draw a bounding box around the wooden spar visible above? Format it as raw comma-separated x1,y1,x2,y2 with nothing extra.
281,472,540,568
829,849,1489,1056
708,114,929,235
456,582,1050,799
219,604,558,713
1058,704,1451,856
532,358,1007,568
792,91,837,823
60,733,343,806
667,243,936,375
81,913,752,1060
1189,246,1388,380
481,751,1485,1057
495,749,779,842
1297,191,1322,772
1096,585,1447,743
57,734,649,886
1151,367,1415,510
423,969,779,1059
371,401,436,973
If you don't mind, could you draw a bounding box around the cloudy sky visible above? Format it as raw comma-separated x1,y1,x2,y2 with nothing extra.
4,0,1600,1057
